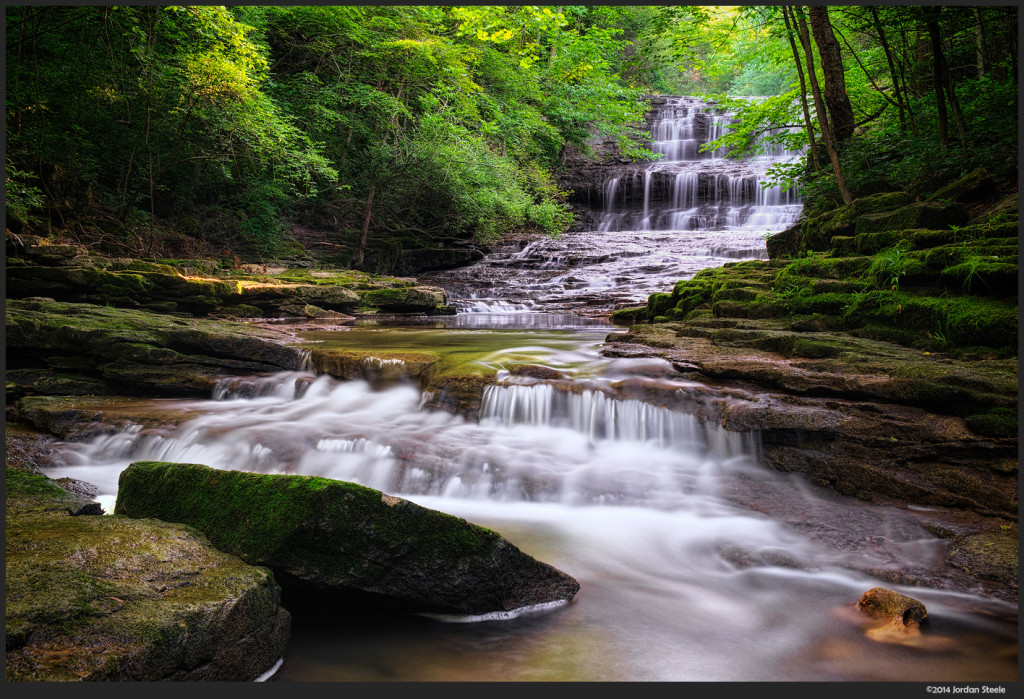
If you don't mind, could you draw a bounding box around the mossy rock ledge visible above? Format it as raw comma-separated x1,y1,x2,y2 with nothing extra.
6,298,303,399
5,469,290,682
114,461,581,616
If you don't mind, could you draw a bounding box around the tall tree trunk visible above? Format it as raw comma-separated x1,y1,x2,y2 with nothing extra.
357,180,376,267
1005,9,1018,84
869,7,906,131
808,6,855,145
925,12,950,151
941,62,968,146
926,9,966,148
795,6,853,205
893,17,919,133
973,7,986,78
782,6,820,172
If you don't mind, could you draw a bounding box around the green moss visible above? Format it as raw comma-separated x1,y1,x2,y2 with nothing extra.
965,408,1018,438
6,468,68,501
647,292,674,317
791,338,844,358
940,258,1018,294
115,461,503,575
360,287,409,308
925,167,994,204
855,202,970,236
610,306,647,325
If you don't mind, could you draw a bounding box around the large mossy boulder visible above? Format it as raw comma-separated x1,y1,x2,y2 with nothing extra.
114,461,581,616
766,192,916,259
5,469,290,681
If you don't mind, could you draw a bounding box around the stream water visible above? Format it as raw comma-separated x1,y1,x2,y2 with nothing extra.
41,97,1017,683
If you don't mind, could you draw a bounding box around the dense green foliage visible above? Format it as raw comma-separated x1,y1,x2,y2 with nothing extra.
692,6,1018,208
6,5,1017,267
5,5,662,261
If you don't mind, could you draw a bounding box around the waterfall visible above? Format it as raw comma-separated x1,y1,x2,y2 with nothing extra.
594,96,803,235
479,383,759,461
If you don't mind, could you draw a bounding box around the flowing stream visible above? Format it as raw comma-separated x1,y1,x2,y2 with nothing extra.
42,97,1017,682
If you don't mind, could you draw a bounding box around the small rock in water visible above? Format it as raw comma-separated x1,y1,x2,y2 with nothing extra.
857,587,927,627
854,587,943,648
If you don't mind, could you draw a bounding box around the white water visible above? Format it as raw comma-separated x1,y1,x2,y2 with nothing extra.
44,333,1018,682
39,95,1018,682
423,96,803,317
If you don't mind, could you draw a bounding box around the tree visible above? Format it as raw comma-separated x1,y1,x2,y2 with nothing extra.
793,6,853,204
808,6,855,145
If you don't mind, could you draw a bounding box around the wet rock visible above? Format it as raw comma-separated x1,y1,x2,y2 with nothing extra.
422,373,495,421
857,587,928,626
359,285,450,313
854,587,937,646
508,364,570,380
115,461,581,616
4,423,57,473
397,247,484,274
947,531,1019,587
5,469,290,681
13,395,209,441
308,348,437,385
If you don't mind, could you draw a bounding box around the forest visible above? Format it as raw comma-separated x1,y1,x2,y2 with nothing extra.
6,4,1018,269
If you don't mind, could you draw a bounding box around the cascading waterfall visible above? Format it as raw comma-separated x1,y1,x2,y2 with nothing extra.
38,95,1018,682
419,95,807,316
479,383,759,460
596,97,803,234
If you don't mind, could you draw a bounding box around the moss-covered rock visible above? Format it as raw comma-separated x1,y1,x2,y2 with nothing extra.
926,167,995,204
359,285,449,313
114,461,581,616
766,192,916,258
308,348,437,385
6,298,302,399
6,469,290,681
5,257,452,317
854,201,970,236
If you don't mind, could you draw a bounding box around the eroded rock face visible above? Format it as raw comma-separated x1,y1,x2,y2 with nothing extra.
114,461,581,616
5,469,290,681
601,334,1018,521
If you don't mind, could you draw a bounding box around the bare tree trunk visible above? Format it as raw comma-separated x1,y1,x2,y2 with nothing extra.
357,180,375,267
795,6,853,205
942,63,968,146
973,7,986,78
869,7,906,132
1005,9,1018,84
926,9,966,148
782,6,820,172
894,18,919,133
808,6,855,145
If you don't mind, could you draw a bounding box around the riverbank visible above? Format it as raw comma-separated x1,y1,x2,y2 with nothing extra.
599,169,1017,602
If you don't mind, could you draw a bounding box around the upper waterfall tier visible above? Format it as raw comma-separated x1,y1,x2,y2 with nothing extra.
563,95,804,234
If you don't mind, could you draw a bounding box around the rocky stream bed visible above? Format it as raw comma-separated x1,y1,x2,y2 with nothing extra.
5,100,1019,681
